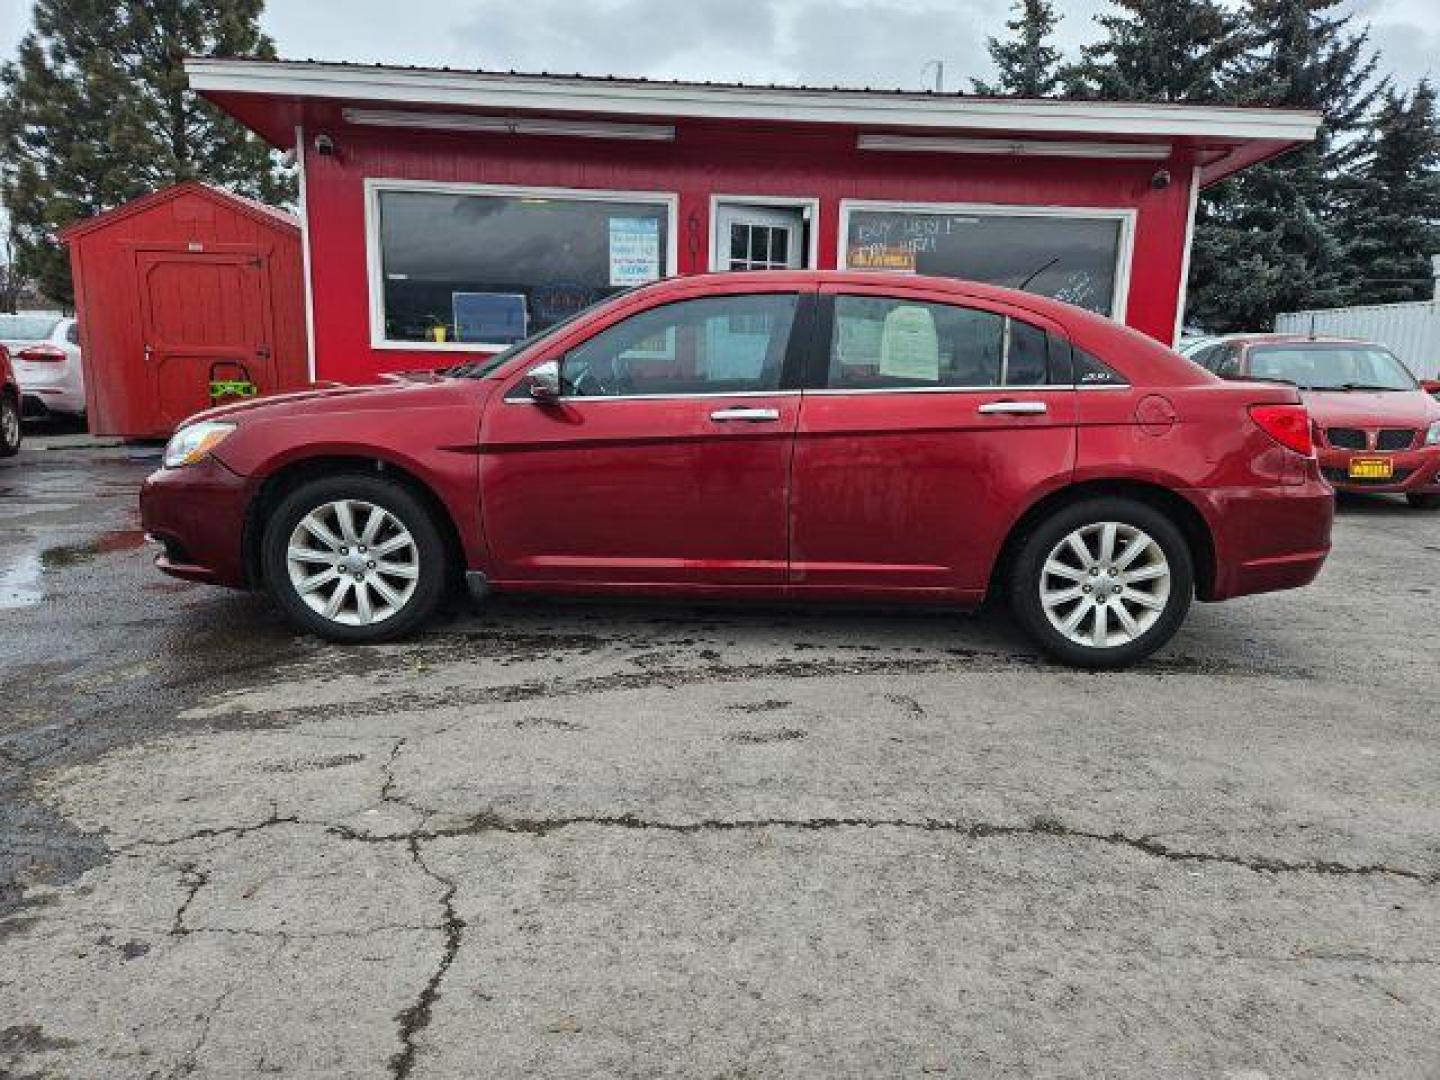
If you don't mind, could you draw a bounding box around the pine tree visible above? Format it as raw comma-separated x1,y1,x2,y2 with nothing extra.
0,1,295,306
971,0,1064,98
1337,81,1440,306
1186,0,1383,331
1063,0,1244,103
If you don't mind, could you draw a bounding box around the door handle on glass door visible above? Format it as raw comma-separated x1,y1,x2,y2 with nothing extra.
978,401,1048,416
710,408,781,423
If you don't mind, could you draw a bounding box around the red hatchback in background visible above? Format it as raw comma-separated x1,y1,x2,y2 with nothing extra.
141,272,1333,667
1184,334,1440,509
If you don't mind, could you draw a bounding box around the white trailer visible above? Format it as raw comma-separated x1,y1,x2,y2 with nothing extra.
1276,257,1440,379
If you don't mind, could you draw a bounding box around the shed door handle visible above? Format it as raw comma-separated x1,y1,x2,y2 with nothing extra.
710,407,780,423
978,401,1048,416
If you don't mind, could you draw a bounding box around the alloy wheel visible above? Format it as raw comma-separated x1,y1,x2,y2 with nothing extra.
1038,521,1172,649
285,499,420,627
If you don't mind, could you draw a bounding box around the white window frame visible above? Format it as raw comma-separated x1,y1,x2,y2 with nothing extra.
708,194,821,273
364,177,680,353
837,199,1138,324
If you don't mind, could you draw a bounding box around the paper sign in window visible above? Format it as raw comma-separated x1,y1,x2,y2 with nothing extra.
609,217,661,286
878,305,940,381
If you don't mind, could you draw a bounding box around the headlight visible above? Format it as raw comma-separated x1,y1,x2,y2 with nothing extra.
1426,420,1440,446
163,421,236,468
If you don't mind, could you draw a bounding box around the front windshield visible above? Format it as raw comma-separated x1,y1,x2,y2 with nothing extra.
0,314,60,341
1247,344,1418,392
445,290,635,380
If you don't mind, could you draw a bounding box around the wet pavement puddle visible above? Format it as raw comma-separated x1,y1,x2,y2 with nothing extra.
0,550,43,609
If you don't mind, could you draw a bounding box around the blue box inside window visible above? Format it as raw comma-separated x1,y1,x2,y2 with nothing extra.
453,292,528,344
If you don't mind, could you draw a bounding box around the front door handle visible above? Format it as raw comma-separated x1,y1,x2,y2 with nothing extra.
710,407,781,423
978,401,1048,416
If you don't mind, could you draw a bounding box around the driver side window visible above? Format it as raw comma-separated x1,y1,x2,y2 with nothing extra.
560,293,797,397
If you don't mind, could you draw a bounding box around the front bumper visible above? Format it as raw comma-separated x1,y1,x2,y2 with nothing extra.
1318,445,1440,494
1186,465,1334,601
139,456,253,589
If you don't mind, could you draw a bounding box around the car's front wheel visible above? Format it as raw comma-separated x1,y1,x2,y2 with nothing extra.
1406,493,1440,510
1009,498,1194,668
262,474,448,643
0,394,21,457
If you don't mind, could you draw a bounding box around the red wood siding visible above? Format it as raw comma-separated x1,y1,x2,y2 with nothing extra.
301,115,1196,384
66,183,308,437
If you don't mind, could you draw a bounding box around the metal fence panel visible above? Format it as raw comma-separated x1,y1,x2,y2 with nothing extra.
1275,301,1440,379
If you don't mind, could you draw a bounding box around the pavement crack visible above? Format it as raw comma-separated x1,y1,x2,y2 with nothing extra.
329,814,1436,885
206,651,1318,724
388,837,465,1080
115,811,302,853
171,862,209,937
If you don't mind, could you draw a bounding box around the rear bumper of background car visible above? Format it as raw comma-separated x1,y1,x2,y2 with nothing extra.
139,457,253,589
1318,445,1440,494
21,386,86,417
1186,468,1335,601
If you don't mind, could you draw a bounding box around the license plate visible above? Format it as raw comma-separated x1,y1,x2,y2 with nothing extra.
1348,457,1394,480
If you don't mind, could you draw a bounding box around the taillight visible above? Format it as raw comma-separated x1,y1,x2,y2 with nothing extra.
17,344,65,364
1249,404,1314,456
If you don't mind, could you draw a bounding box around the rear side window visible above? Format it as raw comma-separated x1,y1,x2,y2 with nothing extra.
1069,345,1128,387
826,295,1053,389
66,323,81,346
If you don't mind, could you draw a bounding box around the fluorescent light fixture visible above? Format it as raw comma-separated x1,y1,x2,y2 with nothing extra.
343,107,675,142
857,133,1171,160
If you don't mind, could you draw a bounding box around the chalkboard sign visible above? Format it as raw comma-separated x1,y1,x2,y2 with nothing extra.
845,209,1123,316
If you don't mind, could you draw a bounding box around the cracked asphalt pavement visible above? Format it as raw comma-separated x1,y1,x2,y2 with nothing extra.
2,438,1439,1078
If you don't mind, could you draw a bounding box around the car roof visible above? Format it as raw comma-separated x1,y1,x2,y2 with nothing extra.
1220,332,1380,348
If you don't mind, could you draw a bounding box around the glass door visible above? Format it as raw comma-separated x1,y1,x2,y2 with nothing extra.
713,203,810,272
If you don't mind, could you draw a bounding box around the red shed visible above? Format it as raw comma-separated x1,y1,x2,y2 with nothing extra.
187,59,1322,385
62,180,308,437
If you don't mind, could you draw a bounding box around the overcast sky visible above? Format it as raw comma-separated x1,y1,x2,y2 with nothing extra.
0,0,1436,92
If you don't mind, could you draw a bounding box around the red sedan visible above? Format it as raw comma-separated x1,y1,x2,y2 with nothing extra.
1184,334,1440,509
141,272,1333,667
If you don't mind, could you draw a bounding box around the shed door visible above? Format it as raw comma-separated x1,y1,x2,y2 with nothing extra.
136,249,276,428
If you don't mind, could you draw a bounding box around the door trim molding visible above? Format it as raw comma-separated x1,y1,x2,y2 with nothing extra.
709,195,821,273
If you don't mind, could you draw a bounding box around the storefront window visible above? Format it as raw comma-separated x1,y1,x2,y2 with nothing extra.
374,187,672,347
843,207,1126,317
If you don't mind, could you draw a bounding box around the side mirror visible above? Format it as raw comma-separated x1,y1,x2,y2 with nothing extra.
524,361,562,403
1421,379,1440,398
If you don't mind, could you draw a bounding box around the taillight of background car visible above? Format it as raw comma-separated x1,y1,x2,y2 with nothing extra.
17,345,66,363
1249,404,1315,456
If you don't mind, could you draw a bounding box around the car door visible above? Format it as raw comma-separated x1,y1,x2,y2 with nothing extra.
480,285,811,588
789,284,1077,597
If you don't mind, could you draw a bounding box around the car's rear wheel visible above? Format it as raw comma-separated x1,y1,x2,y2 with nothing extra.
0,394,21,457
262,474,447,643
1009,498,1194,668
1406,493,1440,510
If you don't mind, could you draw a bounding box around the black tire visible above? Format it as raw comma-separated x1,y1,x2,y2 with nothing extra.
1406,493,1440,511
1009,497,1194,669
0,393,21,457
262,473,448,643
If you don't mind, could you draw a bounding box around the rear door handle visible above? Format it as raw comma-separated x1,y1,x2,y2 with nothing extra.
710,407,781,423
978,401,1048,416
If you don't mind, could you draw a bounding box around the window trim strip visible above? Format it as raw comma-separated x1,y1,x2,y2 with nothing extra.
500,383,1128,405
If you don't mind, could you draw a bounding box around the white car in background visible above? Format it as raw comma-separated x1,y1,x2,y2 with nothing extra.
0,313,86,419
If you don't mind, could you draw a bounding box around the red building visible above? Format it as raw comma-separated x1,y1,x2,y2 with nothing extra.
62,180,308,436
188,59,1319,386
